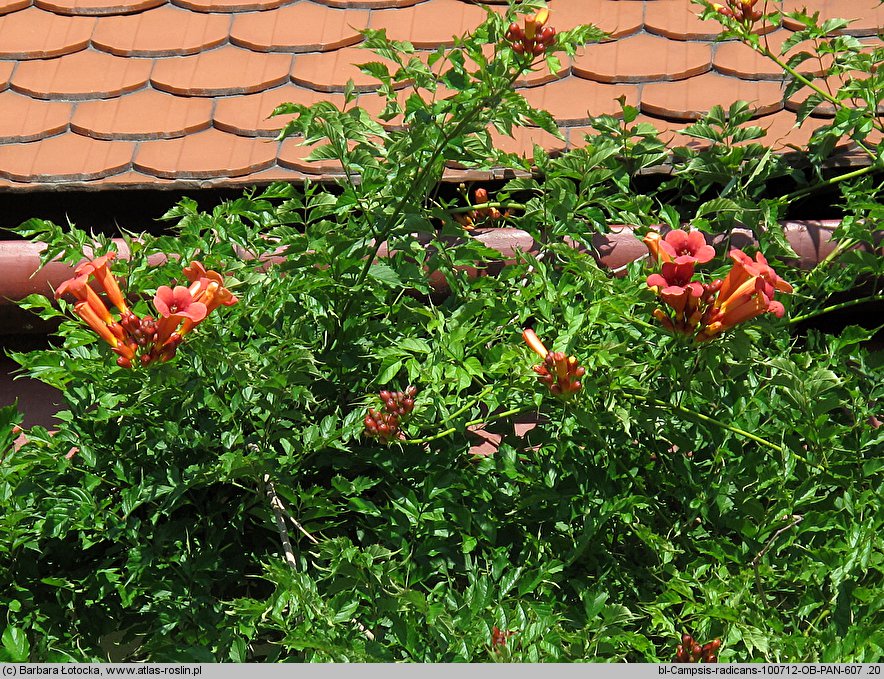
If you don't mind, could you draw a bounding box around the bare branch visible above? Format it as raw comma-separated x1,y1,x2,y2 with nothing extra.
264,474,298,570
263,473,374,642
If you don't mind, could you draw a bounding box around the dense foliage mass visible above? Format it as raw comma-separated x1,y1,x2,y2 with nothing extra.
1,0,882,662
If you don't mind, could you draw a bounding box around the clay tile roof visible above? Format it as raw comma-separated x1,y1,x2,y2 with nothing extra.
0,0,879,190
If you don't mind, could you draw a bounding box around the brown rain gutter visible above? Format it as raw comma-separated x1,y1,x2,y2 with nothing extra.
0,219,854,330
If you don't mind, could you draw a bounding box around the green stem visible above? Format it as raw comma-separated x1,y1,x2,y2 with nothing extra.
625,390,829,471
439,385,494,426
448,201,527,215
754,43,879,158
331,68,526,348
626,391,784,453
791,236,859,297
783,163,882,204
401,404,535,446
789,295,884,325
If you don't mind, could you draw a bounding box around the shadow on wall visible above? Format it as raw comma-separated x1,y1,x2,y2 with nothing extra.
0,341,62,430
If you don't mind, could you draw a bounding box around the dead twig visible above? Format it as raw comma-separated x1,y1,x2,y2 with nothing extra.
264,474,298,570
273,491,320,545
262,473,375,642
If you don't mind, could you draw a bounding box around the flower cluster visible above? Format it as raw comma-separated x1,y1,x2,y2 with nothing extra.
505,8,555,57
364,386,418,443
644,229,792,342
711,0,762,23
55,256,237,368
522,328,584,396
674,634,721,663
454,188,509,229
491,626,517,652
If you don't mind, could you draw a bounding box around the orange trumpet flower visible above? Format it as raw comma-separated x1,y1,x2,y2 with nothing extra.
75,252,130,315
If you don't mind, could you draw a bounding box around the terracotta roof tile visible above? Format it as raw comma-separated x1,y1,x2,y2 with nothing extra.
234,165,308,183
151,46,291,95
514,55,570,87
33,0,163,15
291,45,403,91
713,30,833,80
134,127,277,177
644,0,734,41
0,61,14,88
0,7,95,59
519,78,640,125
172,0,288,13
12,50,151,99
278,136,346,174
0,0,876,189
214,85,347,136
91,6,230,57
368,0,488,48
753,109,833,150
0,90,70,141
84,169,177,186
230,3,368,53
489,124,565,157
0,0,31,15
543,0,642,39
312,0,427,9
71,88,212,139
780,0,884,36
0,132,133,180
572,33,713,83
786,73,884,118
642,72,785,120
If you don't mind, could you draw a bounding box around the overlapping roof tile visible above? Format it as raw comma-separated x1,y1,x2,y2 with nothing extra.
0,0,879,190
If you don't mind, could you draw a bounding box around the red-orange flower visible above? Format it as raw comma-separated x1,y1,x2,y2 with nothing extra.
647,246,791,341
179,261,238,334
647,256,704,298
55,274,114,325
153,285,208,349
75,252,129,315
491,626,517,651
522,328,548,359
55,257,236,368
659,229,715,264
644,229,715,265
695,250,792,341
712,0,762,23
643,231,668,264
72,301,123,350
154,285,208,322
522,328,584,396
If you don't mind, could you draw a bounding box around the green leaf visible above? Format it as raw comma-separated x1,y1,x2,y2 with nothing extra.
1,626,30,662
368,263,403,287
377,359,403,384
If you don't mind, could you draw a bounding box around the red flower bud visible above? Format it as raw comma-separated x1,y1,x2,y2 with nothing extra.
539,26,555,45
